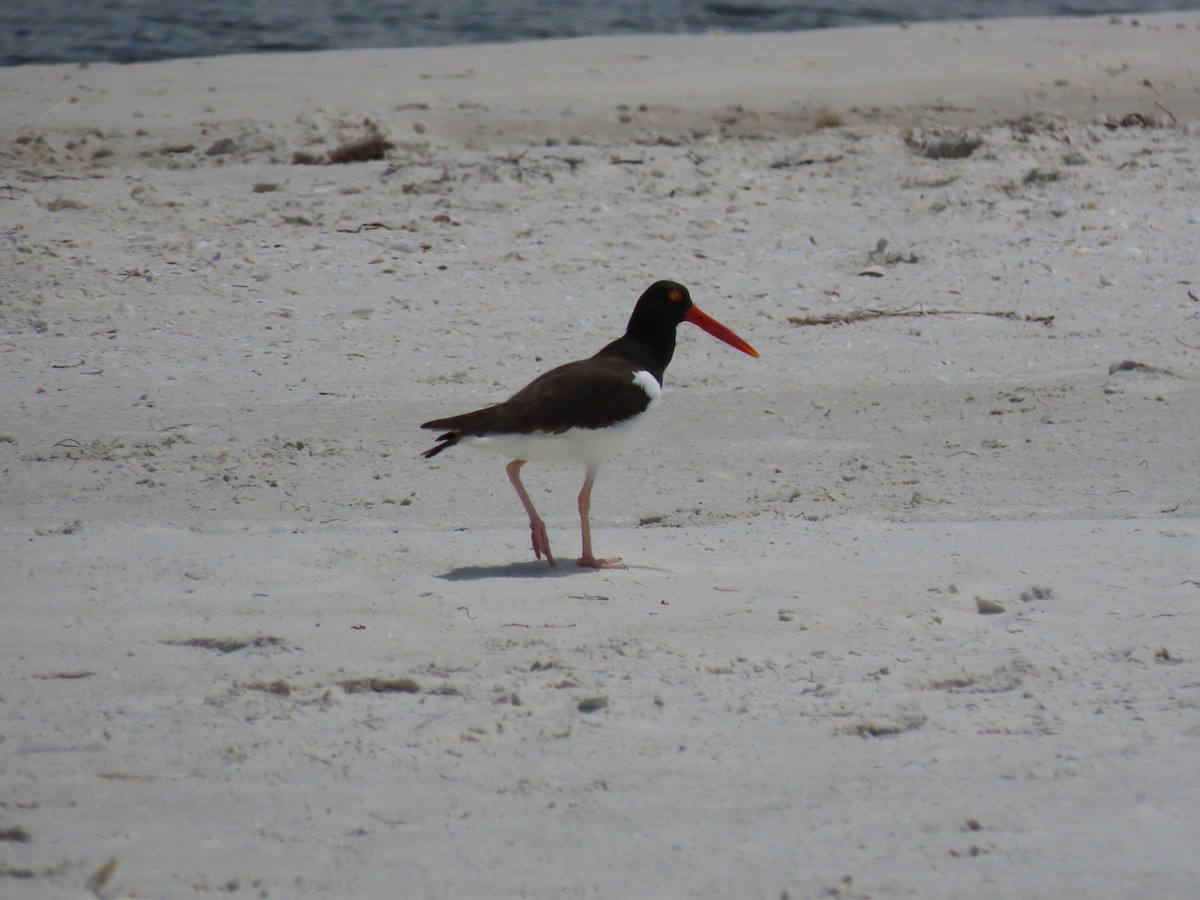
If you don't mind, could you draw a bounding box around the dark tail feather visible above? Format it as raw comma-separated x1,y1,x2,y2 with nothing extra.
421,431,458,459
421,406,501,459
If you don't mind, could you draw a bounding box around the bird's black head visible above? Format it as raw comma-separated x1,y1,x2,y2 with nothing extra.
622,281,758,375
628,280,692,329
619,281,693,375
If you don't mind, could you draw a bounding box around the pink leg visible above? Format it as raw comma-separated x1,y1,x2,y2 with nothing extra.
506,460,555,566
577,468,624,569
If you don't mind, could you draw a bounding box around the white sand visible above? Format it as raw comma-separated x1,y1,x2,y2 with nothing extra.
3,12,1200,898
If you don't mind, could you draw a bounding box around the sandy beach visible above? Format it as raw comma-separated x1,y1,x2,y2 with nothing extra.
3,11,1200,898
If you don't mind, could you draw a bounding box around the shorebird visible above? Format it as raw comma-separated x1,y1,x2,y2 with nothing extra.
421,281,758,568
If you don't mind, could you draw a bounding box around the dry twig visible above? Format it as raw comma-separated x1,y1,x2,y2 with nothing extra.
788,307,1054,327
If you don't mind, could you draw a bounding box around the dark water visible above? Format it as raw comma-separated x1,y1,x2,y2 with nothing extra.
3,0,1196,68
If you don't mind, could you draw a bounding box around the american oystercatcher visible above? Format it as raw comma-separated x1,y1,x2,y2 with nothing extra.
421,281,758,568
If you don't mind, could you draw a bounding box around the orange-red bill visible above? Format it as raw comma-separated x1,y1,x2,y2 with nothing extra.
685,306,759,358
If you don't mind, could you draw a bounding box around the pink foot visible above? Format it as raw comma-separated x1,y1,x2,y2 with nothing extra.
530,520,556,567
578,555,625,570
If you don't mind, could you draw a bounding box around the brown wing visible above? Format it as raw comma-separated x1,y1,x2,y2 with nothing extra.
422,357,655,446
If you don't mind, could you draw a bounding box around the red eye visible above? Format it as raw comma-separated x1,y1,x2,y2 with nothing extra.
667,289,683,302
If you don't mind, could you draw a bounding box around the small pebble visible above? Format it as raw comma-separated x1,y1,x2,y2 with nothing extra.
205,137,238,156
975,596,1005,615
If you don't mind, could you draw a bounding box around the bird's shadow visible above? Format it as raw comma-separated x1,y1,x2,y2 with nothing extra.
437,560,586,581
437,559,667,581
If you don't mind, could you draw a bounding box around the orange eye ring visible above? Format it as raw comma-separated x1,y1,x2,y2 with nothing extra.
667,288,683,302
